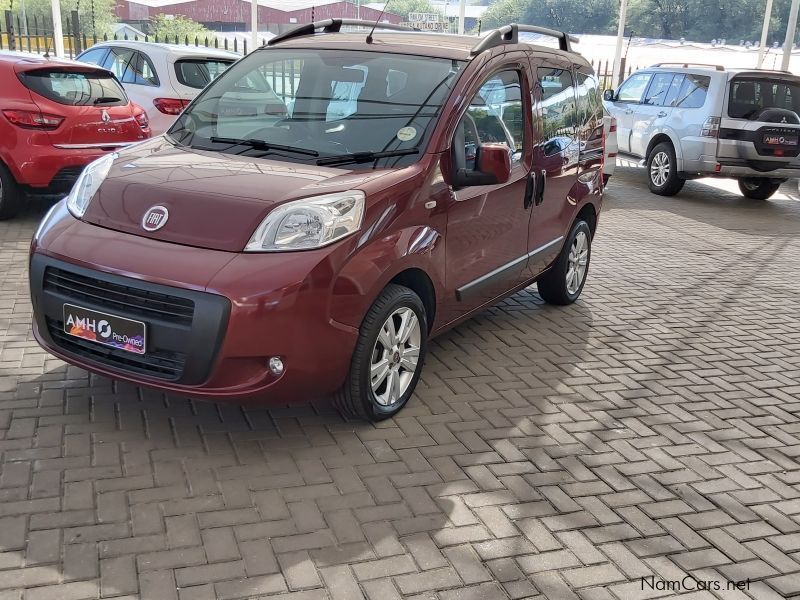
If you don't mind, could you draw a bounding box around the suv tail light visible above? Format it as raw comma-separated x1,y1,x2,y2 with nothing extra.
609,117,617,133
2,109,64,130
701,116,720,138
153,98,190,115
134,111,150,131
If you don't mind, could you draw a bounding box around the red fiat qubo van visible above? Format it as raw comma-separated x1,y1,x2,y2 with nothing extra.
30,21,605,420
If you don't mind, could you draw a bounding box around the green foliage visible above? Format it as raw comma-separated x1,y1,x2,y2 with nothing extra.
483,0,617,34
149,14,213,42
3,0,117,37
481,0,796,43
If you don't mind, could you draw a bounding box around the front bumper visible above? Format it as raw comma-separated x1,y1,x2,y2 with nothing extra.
30,216,359,405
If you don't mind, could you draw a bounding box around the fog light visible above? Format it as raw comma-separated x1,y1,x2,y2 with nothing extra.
268,357,284,376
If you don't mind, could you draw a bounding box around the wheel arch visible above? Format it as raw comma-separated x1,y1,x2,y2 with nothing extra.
329,225,445,334
646,132,682,166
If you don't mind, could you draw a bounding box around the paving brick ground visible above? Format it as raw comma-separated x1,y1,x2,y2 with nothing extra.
1,167,800,599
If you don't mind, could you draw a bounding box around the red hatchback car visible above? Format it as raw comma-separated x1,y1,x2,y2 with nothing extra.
30,22,605,420
0,51,150,218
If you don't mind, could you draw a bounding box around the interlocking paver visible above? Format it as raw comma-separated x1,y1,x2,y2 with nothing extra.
1,171,800,598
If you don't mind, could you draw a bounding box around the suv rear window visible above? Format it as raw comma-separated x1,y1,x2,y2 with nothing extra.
728,78,800,119
18,69,127,106
174,59,233,89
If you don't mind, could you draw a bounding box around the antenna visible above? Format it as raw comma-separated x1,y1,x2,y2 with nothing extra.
366,1,390,44
44,33,51,59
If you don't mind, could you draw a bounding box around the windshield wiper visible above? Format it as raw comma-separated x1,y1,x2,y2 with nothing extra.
93,97,121,104
209,136,319,157
317,148,419,166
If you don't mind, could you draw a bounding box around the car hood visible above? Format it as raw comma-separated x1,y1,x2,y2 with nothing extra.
82,137,394,252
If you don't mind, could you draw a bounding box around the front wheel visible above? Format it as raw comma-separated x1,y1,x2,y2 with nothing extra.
738,178,781,200
646,142,684,196
537,219,592,306
335,284,427,421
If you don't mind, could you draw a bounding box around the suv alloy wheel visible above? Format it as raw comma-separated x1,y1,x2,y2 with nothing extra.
647,142,685,196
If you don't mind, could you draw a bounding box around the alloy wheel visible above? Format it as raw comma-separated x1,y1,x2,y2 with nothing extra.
370,307,421,406
566,230,589,295
650,151,670,187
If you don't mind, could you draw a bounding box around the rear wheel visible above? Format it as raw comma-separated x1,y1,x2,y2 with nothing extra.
537,219,592,306
738,177,781,200
0,162,23,220
335,284,427,421
646,142,684,196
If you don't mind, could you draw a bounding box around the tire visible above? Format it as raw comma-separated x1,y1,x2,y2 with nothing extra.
738,177,781,200
602,174,610,186
335,284,428,421
646,142,684,196
537,219,592,306
0,162,23,220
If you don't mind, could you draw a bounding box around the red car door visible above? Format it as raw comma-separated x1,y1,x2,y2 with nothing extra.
526,56,581,275
442,60,534,323
15,63,148,148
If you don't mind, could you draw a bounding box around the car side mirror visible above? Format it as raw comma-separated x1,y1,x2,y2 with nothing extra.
603,89,616,102
449,143,511,187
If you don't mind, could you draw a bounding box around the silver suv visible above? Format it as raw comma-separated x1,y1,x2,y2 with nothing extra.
603,63,800,200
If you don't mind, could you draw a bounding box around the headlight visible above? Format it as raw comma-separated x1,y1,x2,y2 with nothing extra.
66,153,115,218
245,191,365,252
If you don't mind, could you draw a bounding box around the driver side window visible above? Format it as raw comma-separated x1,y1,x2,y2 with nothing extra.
453,70,523,172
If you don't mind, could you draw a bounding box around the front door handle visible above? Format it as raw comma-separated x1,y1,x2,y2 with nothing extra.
624,108,634,115
523,170,535,209
535,170,547,206
657,111,668,117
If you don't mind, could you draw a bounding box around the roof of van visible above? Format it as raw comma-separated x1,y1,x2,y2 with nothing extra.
266,31,591,66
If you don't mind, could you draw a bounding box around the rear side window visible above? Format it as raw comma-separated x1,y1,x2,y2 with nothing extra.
538,67,577,156
728,78,800,119
18,69,127,106
174,59,233,89
643,72,675,106
124,52,159,86
674,74,710,109
102,47,136,81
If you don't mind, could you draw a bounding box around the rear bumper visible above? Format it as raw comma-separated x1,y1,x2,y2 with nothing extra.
684,156,798,179
16,146,112,190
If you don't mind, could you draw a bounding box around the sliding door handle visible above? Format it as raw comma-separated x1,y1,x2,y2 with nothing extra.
535,170,547,206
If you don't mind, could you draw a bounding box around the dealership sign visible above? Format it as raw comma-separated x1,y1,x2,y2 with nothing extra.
403,12,449,31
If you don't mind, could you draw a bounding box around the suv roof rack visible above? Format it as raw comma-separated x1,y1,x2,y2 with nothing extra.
471,23,577,55
650,62,725,71
268,18,418,46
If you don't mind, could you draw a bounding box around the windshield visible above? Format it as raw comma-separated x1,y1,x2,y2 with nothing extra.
174,59,234,89
728,77,800,119
167,49,464,169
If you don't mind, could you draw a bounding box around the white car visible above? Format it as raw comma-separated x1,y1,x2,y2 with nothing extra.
76,42,238,135
603,112,618,184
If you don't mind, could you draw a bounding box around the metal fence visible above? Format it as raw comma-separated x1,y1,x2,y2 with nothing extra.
2,12,641,87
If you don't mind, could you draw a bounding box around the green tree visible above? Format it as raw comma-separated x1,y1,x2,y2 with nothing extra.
149,14,213,41
2,0,117,37
483,0,617,35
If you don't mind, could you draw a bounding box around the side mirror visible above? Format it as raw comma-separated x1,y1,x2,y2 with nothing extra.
450,143,511,187
603,89,616,102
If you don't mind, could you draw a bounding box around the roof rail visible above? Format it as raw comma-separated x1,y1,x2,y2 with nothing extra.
650,62,725,71
471,23,577,55
268,18,418,46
